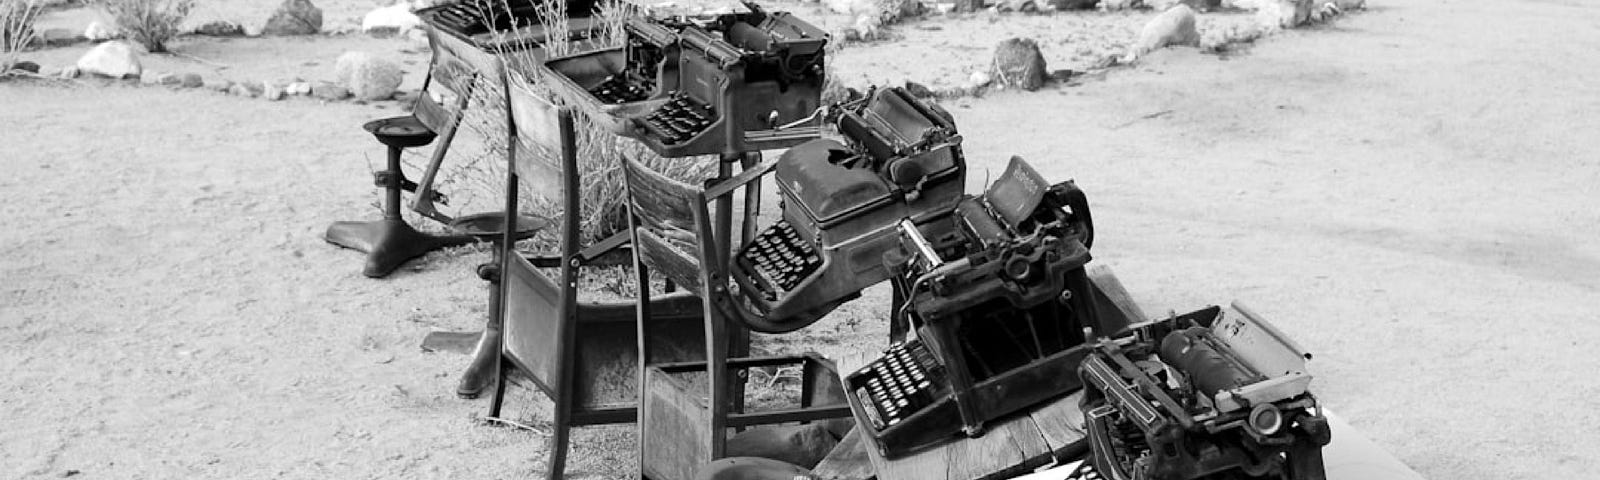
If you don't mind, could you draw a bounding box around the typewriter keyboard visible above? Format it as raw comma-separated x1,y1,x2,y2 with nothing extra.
853,340,944,429
639,92,715,145
737,220,822,296
589,75,652,105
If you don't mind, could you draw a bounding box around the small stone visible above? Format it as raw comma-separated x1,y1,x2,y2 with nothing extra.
1047,0,1096,9
263,81,286,101
228,83,255,97
362,3,422,36
181,73,204,88
84,21,117,41
9,61,40,74
1130,4,1201,60
158,73,182,86
60,66,80,78
334,51,404,100
990,37,1047,91
311,81,350,100
194,21,247,37
139,70,163,85
38,28,84,46
206,79,234,92
262,0,325,35
76,41,142,79
285,81,312,95
967,69,993,87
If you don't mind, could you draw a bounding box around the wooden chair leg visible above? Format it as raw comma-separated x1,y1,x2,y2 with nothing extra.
634,258,654,478
546,416,571,480
703,295,729,461
488,358,508,419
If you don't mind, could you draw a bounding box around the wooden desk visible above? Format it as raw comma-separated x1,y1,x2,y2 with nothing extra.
815,391,1086,480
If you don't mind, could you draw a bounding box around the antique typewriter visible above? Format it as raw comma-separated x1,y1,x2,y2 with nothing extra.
844,156,1113,458
729,86,967,333
1079,304,1331,480
584,18,682,105
627,3,829,157
418,0,601,52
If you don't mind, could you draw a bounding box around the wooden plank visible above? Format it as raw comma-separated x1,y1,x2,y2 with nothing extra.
1028,391,1087,458
813,428,876,480
868,433,948,480
1086,265,1148,325
999,413,1053,469
943,419,1025,480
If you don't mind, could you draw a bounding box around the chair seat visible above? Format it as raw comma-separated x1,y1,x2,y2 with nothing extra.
363,115,438,148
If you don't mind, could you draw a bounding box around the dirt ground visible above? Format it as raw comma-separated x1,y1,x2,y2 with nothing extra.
4,0,1600,479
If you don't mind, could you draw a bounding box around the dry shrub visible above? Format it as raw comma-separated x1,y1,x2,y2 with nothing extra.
1,0,44,72
94,0,193,53
434,0,711,251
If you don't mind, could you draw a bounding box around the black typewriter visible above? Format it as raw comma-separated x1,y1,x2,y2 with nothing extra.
626,2,830,157
418,0,599,52
845,156,1116,458
729,86,966,333
1079,305,1330,480
848,340,946,430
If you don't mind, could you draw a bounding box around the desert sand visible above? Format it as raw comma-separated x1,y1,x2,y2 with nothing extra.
3,0,1598,479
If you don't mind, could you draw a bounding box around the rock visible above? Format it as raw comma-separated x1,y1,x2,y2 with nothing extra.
262,0,324,35
181,73,204,88
84,21,117,41
851,14,882,41
362,3,423,35
75,41,142,79
1149,0,1222,10
312,81,351,100
139,70,163,84
59,66,80,78
38,28,84,46
1257,0,1313,29
243,23,264,37
286,81,313,95
334,51,404,100
1130,4,1200,60
195,21,247,37
825,0,871,15
995,0,1037,13
1100,0,1138,9
263,81,286,101
990,37,1047,91
966,69,993,88
228,83,256,97
158,73,182,86
9,61,40,74
206,79,234,92
1047,0,1097,9
725,424,839,469
903,80,935,98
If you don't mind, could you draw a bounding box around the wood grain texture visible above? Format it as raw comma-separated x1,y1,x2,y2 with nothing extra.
1086,265,1148,325
1029,391,1088,458
813,428,877,480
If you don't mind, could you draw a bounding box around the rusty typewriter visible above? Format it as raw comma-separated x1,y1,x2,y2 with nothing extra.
418,0,602,53
842,151,1119,458
543,1,829,157
1079,305,1331,480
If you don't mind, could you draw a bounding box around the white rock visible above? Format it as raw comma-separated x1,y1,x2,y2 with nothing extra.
263,81,287,101
967,70,993,87
59,66,80,78
1128,4,1200,61
76,41,142,78
84,21,117,41
1100,0,1138,10
286,81,313,95
362,3,423,34
335,51,404,100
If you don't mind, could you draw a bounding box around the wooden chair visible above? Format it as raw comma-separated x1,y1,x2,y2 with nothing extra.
489,68,720,480
621,154,854,480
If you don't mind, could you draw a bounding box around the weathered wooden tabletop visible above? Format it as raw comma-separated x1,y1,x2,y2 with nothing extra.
813,391,1087,480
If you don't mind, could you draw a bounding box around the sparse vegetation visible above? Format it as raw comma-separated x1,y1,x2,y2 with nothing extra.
94,0,194,53
1,0,44,73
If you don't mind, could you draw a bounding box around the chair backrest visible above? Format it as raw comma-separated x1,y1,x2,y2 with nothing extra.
415,27,482,134
619,154,717,296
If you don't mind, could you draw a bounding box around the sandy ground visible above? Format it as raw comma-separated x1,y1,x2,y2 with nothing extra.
5,0,1600,479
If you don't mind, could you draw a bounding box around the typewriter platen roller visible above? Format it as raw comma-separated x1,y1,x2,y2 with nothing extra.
730,87,967,333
